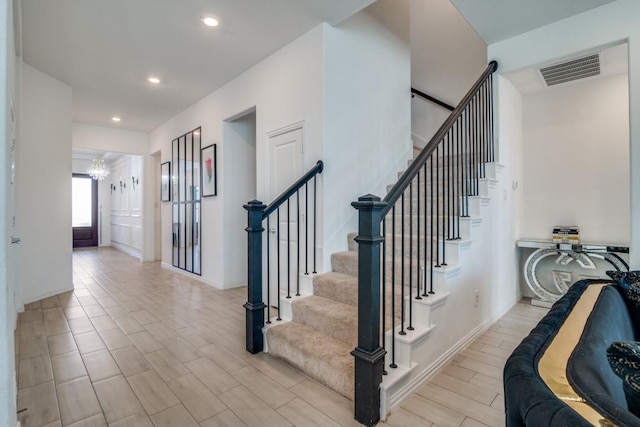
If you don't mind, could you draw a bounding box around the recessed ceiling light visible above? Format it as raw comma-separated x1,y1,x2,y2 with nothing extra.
147,77,160,84
201,16,219,27
112,116,121,122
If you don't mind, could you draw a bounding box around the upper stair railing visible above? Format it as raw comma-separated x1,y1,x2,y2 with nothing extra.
411,87,455,112
244,160,323,353
351,61,498,426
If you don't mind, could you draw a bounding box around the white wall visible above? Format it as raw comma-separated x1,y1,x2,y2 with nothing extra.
19,63,73,302
410,0,487,146
73,123,149,155
72,157,112,246
521,73,630,244
223,112,256,286
488,0,640,266
0,0,17,423
109,155,143,257
494,76,525,305
322,0,412,261
150,25,324,288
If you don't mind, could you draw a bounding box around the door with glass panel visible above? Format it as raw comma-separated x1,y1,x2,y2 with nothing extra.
172,127,201,274
72,173,98,247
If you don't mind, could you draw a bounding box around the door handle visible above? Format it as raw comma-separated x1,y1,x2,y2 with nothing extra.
11,236,21,244
269,228,276,235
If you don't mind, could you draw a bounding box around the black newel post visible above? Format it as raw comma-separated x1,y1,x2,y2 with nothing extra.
351,194,387,426
244,200,266,354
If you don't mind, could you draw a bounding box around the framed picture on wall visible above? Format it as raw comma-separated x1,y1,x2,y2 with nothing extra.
201,144,217,197
161,161,171,202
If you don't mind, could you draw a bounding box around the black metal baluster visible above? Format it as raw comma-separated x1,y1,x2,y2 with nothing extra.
484,81,489,170
469,98,474,197
305,182,309,275
276,208,281,321
441,136,448,267
469,97,474,196
450,126,455,242
423,161,429,297
408,182,414,331
476,94,481,193
266,216,271,324
296,191,300,296
390,205,397,368
455,119,460,239
399,193,406,336
435,145,440,268
482,82,489,171
416,170,422,300
429,154,435,294
489,74,495,162
448,133,452,240
448,131,453,240
287,199,291,299
480,83,486,178
463,108,470,217
313,176,317,274
382,217,387,375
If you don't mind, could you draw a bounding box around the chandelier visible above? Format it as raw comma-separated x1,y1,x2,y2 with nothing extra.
87,157,110,180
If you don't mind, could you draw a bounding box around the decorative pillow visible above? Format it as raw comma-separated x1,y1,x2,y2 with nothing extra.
606,271,640,290
607,341,640,417
606,271,640,312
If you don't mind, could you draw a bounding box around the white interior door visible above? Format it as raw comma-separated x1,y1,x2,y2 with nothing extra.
267,127,304,314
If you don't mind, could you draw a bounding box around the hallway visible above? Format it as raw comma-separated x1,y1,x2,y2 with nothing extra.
15,247,546,426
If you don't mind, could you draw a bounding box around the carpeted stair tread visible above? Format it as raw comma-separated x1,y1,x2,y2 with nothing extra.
313,272,358,307
331,251,358,276
267,322,354,400
292,295,357,347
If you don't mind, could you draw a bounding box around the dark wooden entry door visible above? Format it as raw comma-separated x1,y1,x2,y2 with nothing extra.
72,174,98,248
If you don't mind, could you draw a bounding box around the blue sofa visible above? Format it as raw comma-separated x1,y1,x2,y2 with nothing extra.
504,279,640,426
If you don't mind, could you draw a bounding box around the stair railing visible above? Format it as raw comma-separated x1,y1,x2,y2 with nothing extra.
411,87,455,112
351,61,498,426
244,160,324,354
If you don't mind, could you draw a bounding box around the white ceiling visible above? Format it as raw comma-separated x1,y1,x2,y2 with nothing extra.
20,0,374,132
449,0,617,45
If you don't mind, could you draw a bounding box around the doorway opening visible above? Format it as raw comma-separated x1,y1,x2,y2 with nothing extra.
72,173,98,247
223,109,257,287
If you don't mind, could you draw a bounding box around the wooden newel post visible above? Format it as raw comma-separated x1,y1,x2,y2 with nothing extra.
351,194,387,426
244,199,266,354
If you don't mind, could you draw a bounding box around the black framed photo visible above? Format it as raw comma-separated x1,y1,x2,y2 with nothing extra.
161,161,171,202
201,144,217,197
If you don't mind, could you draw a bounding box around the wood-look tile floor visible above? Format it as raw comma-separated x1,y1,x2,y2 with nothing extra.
15,247,548,427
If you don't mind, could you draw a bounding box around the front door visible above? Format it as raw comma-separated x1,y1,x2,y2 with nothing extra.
267,126,304,310
72,174,98,247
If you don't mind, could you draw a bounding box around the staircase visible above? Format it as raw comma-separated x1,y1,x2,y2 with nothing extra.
245,60,499,425
264,145,502,405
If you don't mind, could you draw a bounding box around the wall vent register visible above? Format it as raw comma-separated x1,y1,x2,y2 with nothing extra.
539,53,600,86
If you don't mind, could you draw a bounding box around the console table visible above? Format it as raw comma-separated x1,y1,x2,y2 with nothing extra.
517,239,628,306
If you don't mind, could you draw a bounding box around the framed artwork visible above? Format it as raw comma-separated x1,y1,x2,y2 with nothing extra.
201,144,217,197
161,162,171,201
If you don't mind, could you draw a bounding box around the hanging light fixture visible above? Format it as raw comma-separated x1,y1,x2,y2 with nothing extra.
87,156,110,180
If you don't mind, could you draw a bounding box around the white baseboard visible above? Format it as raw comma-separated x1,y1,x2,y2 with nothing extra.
110,242,142,260
22,284,74,305
381,298,519,419
159,262,244,290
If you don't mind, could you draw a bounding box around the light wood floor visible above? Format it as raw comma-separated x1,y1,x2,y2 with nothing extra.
15,247,547,427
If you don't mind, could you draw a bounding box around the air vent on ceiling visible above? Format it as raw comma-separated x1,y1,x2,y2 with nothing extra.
539,53,600,87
